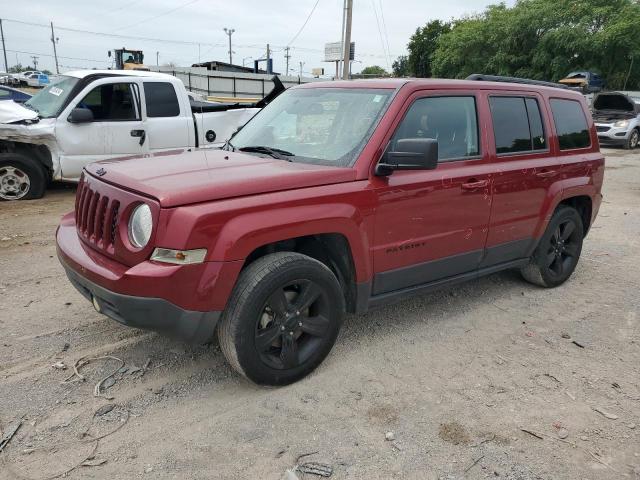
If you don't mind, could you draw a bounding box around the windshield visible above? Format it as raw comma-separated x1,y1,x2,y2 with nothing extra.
230,87,393,166
25,76,79,118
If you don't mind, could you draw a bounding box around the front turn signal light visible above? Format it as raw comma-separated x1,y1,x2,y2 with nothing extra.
151,248,207,265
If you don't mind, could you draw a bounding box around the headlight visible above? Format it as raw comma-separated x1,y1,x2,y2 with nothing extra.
614,119,630,128
128,203,153,248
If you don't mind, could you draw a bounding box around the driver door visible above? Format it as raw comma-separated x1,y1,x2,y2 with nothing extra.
56,77,148,180
371,92,493,295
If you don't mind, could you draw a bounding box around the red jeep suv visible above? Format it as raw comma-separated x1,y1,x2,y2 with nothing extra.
56,76,604,385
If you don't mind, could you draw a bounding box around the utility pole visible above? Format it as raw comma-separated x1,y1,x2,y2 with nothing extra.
341,0,353,80
223,28,235,65
50,22,59,74
31,55,38,70
299,61,305,77
0,19,8,73
284,46,290,76
156,51,159,67
266,43,271,74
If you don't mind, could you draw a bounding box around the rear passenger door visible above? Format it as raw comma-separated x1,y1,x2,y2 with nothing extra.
371,92,493,295
142,81,192,152
482,93,559,267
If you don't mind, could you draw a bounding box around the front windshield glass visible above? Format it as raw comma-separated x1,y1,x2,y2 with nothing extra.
230,87,393,166
25,76,79,118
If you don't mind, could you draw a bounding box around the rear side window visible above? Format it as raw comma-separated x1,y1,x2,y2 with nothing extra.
391,96,479,161
144,82,180,117
489,96,547,154
550,99,591,150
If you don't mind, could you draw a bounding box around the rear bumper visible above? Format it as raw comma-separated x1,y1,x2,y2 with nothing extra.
62,264,220,343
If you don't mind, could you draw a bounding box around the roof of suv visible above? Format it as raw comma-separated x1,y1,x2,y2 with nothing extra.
298,78,584,97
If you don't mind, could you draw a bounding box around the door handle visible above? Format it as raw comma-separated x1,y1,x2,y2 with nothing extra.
461,179,489,190
130,129,146,146
535,169,557,178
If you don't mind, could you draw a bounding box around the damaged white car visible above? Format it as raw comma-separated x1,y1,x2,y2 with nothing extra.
0,70,283,200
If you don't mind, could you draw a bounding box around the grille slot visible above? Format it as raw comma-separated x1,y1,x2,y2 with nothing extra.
74,182,120,250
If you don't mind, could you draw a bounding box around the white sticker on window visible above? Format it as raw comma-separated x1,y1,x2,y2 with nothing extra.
49,87,63,96
373,95,383,103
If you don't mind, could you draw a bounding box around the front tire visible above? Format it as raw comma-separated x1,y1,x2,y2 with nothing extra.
520,206,584,288
0,154,46,201
218,252,345,386
624,128,639,150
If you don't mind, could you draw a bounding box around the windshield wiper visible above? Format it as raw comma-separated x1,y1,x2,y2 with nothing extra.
238,145,295,160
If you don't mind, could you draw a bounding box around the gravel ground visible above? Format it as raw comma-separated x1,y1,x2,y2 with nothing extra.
0,149,639,480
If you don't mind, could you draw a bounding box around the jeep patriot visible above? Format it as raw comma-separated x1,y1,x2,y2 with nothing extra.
56,77,604,385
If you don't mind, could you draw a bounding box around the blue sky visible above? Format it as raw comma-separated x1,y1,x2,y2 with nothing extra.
1,0,517,75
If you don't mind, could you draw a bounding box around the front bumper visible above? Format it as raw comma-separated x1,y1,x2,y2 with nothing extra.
56,212,242,343
596,124,631,145
62,264,220,343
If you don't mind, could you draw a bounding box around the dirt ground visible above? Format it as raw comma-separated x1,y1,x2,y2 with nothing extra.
0,149,639,480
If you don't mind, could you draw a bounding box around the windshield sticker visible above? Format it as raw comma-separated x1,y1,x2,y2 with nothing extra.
373,95,383,103
49,87,63,96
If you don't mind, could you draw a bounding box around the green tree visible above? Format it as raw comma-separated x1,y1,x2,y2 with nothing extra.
392,55,409,77
429,0,640,89
406,20,451,77
360,65,388,76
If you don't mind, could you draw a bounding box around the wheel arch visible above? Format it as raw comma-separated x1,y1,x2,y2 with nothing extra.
558,195,593,237
0,140,53,180
241,233,363,314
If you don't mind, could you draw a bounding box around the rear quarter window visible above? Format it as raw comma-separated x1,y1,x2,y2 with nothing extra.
550,99,591,150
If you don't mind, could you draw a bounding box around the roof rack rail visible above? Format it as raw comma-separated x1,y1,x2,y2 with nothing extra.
466,74,570,90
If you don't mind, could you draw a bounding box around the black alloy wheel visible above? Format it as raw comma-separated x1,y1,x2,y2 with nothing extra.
218,252,344,386
521,206,584,288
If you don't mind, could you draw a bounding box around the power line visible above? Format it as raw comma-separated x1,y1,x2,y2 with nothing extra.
370,0,390,70
378,0,393,68
287,0,321,47
1,17,400,60
5,48,109,64
113,0,201,32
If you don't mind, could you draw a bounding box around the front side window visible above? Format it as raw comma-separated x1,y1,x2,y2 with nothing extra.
230,87,393,166
391,96,479,161
490,96,547,154
77,83,139,121
550,99,591,150
144,82,180,117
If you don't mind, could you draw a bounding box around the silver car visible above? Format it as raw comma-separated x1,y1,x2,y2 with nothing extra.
593,92,640,149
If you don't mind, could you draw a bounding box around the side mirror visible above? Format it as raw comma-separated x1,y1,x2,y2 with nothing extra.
375,138,438,176
67,108,94,124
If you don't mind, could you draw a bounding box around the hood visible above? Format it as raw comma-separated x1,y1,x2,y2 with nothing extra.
85,149,357,207
0,100,38,124
593,92,640,114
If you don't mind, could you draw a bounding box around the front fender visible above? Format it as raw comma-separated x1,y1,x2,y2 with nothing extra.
210,203,373,282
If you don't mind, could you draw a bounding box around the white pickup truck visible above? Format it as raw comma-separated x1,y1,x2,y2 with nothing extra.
0,70,282,200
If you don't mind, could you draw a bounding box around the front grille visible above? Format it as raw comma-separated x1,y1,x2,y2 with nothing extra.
75,180,119,250
596,125,610,133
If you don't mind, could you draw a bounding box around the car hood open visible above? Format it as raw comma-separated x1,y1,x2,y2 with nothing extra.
85,149,357,207
0,100,39,124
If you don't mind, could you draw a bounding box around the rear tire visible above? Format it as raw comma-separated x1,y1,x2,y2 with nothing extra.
0,154,46,201
520,206,584,288
624,128,639,150
218,252,345,386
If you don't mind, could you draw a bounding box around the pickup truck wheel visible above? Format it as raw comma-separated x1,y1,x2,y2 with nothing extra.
218,252,345,386
520,206,584,288
0,154,46,201
625,129,639,150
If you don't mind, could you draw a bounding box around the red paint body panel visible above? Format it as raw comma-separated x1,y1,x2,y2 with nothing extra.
57,78,605,315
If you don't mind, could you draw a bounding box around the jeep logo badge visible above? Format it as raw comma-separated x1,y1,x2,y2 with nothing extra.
96,168,107,177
